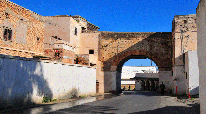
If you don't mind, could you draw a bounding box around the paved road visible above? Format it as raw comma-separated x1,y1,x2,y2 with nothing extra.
1,91,199,114
47,91,199,114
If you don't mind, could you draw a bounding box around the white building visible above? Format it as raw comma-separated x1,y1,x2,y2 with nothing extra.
121,66,158,90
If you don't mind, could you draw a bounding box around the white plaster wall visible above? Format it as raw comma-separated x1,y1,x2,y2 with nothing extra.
0,56,96,107
188,50,199,95
159,71,173,92
197,1,206,113
121,81,135,84
121,66,157,79
173,66,186,95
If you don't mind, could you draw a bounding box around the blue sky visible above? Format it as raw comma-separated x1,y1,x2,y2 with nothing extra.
9,0,200,67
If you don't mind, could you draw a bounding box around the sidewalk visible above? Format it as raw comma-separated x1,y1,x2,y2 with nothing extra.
0,93,113,113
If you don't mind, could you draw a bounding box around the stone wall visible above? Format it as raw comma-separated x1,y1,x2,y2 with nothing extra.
99,32,172,71
197,0,206,113
0,54,96,108
0,0,44,58
97,32,172,93
172,14,197,95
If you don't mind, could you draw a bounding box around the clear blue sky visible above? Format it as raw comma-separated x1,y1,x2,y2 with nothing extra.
9,0,200,67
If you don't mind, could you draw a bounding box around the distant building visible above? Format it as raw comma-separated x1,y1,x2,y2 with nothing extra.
121,66,158,90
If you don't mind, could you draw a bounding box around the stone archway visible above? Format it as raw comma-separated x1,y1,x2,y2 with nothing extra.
96,32,173,93
114,51,160,92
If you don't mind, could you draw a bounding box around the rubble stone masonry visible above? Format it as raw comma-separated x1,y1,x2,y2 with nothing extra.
0,0,44,58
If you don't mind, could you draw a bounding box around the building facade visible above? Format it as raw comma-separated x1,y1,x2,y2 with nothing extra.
0,0,200,103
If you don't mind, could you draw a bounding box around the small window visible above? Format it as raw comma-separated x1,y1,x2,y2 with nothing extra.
3,29,12,41
55,52,60,58
5,12,9,18
74,27,77,35
81,27,86,33
89,50,94,54
37,37,40,41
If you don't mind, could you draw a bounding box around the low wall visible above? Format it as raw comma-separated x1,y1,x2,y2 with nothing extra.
0,55,96,108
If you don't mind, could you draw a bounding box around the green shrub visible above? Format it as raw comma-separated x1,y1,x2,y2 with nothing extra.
52,99,57,102
42,97,51,103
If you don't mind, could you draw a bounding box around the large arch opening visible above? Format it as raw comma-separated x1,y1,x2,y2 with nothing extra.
116,55,160,92
120,58,159,91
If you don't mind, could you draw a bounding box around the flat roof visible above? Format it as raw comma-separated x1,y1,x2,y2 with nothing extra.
130,77,159,80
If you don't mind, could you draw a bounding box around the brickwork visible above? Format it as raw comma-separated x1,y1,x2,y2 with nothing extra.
172,14,197,66
99,32,173,71
0,0,44,58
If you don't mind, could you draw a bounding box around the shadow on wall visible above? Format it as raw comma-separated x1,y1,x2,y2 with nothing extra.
190,86,199,96
0,56,52,109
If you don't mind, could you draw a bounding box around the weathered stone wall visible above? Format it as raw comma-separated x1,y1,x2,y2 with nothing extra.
42,16,73,47
97,32,172,92
197,0,206,113
172,14,197,66
79,32,100,65
0,0,44,58
172,14,197,95
99,32,172,71
0,54,96,108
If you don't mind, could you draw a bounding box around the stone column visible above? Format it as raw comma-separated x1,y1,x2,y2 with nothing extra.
146,80,150,91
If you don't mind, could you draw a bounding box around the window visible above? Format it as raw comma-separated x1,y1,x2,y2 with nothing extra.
81,27,86,33
74,27,77,35
5,12,9,19
37,37,40,42
55,52,60,58
3,28,12,41
89,50,94,54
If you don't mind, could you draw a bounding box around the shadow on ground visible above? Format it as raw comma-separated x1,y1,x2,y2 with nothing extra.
122,91,161,96
128,104,200,114
48,104,199,114
49,105,118,114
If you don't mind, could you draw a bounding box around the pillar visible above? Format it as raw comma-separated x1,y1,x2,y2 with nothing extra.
141,80,145,91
